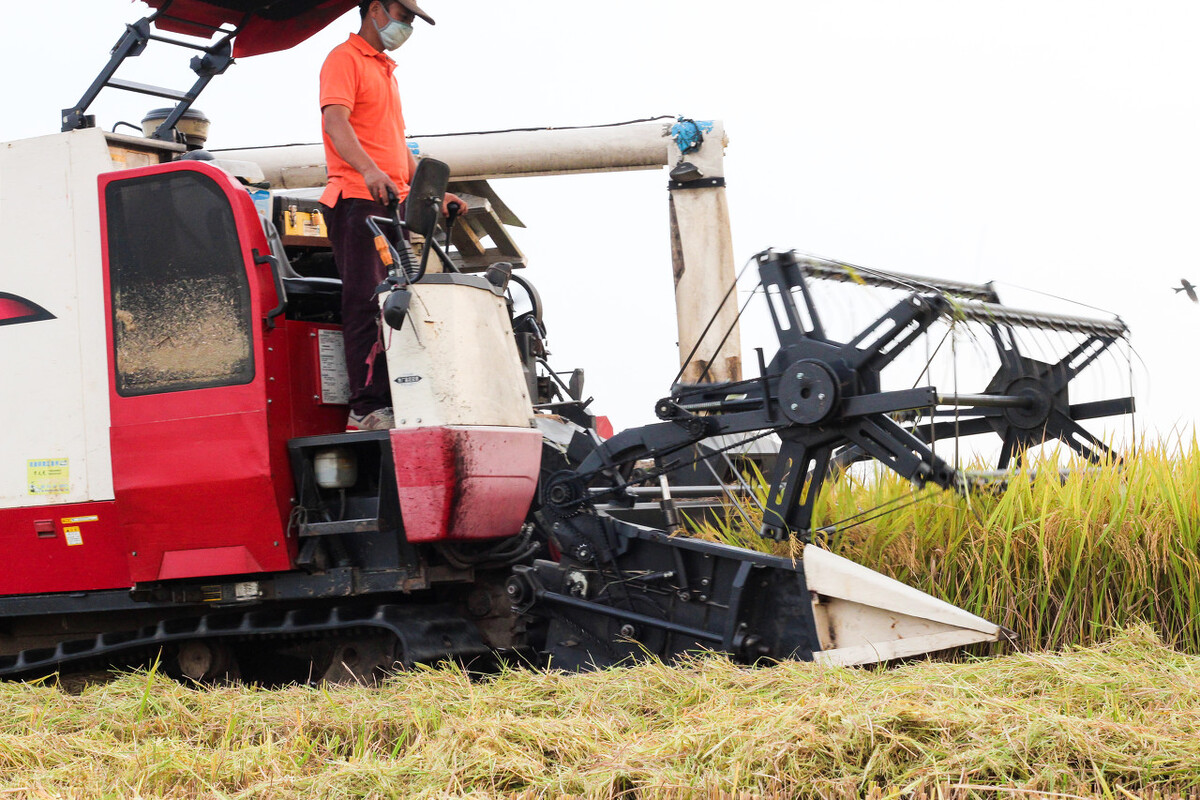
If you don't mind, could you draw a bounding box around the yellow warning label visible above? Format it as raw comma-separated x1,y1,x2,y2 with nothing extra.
27,459,69,495
63,526,83,547
283,209,328,239
61,515,99,524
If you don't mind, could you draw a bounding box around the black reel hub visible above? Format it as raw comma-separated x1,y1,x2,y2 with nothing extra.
1000,376,1056,430
778,360,840,425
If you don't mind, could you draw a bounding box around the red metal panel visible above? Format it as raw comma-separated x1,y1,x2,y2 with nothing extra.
0,502,129,595
391,426,541,543
158,546,264,580
100,162,294,584
260,322,352,554
111,410,291,582
279,322,350,438
142,0,357,58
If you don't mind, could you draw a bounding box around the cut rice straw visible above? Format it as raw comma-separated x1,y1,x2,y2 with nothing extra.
0,627,1198,797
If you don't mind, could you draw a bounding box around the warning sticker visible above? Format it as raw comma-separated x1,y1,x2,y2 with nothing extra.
61,515,99,524
27,459,69,495
63,526,83,546
317,328,350,405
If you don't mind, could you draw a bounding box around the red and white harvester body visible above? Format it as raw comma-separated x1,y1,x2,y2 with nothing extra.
0,0,1026,681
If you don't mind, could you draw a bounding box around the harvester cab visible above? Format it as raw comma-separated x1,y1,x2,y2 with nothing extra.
0,0,1137,680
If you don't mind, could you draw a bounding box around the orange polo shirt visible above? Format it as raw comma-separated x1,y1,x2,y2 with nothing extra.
319,33,411,206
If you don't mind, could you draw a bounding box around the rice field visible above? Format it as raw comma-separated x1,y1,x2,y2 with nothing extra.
4,443,1200,798
695,440,1200,655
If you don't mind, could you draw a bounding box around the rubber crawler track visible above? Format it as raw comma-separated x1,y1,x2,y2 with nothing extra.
0,603,489,679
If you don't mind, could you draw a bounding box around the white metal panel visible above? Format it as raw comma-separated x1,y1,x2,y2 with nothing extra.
803,543,999,636
0,129,115,507
811,627,1000,667
802,540,1003,665
383,281,536,429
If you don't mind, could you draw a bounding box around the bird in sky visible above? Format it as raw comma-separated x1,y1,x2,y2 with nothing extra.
1175,279,1198,303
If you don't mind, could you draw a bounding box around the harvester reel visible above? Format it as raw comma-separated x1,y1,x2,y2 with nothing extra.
553,250,1134,544
547,250,966,542
798,255,1134,474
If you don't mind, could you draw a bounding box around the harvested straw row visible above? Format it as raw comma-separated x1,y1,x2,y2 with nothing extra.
2,627,1198,798
695,441,1200,654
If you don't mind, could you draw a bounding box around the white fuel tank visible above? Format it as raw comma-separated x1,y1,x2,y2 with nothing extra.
382,273,535,429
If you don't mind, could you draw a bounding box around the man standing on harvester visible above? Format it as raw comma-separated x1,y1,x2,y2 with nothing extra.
319,0,464,431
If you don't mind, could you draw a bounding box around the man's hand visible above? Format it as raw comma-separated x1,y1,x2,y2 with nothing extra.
363,166,401,206
442,191,467,218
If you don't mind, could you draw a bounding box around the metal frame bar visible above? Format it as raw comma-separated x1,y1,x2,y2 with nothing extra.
61,1,245,140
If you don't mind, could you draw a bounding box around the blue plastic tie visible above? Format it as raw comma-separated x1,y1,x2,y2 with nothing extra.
669,117,714,155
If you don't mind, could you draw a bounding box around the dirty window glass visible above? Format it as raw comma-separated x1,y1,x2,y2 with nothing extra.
106,170,254,396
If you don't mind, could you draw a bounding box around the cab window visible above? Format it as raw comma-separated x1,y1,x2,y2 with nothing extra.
105,170,254,396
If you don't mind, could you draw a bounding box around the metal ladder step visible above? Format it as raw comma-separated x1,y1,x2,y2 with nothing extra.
106,77,191,102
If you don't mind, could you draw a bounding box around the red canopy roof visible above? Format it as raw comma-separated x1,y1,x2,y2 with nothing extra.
142,0,359,57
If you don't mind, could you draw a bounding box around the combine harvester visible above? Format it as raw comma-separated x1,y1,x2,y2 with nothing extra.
0,0,1134,680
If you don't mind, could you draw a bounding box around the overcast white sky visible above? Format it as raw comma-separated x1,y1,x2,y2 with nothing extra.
5,2,1198,451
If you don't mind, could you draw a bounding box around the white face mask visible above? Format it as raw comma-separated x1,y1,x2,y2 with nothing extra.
374,9,413,50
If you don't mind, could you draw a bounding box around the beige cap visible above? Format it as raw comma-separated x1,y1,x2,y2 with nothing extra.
361,0,436,25
399,0,435,25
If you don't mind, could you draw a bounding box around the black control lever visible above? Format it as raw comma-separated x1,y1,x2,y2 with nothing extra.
442,201,462,273
386,187,402,229
369,187,419,281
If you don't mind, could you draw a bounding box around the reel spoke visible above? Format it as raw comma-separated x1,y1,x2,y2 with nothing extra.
1051,412,1119,464
846,414,956,489
1071,397,1137,420
760,439,834,541
989,324,1026,374
997,430,1020,470
1041,334,1115,394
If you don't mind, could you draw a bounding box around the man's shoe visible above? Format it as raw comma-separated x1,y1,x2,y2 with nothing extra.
346,407,395,431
